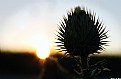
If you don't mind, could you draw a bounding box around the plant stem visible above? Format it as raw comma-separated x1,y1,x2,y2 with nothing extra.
81,54,89,79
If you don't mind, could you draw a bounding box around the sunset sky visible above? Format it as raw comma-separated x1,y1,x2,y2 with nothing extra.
0,0,121,55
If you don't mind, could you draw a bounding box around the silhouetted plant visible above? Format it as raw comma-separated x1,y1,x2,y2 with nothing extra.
55,6,109,79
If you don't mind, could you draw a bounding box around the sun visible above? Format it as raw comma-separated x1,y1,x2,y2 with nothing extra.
35,37,50,59
25,34,51,59
36,42,50,59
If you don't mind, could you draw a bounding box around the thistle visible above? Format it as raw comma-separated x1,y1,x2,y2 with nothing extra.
55,6,109,79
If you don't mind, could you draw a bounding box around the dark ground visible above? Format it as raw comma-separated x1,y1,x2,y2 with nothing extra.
0,51,121,79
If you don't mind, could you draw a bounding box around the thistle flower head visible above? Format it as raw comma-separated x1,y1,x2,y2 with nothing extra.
56,6,109,56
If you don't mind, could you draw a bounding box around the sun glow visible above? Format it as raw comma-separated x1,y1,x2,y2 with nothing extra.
27,34,51,59
36,39,50,59
35,37,50,59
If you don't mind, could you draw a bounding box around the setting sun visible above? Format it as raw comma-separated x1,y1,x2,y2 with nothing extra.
35,37,50,59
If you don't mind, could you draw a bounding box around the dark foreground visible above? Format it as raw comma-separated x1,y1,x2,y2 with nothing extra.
0,51,121,79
